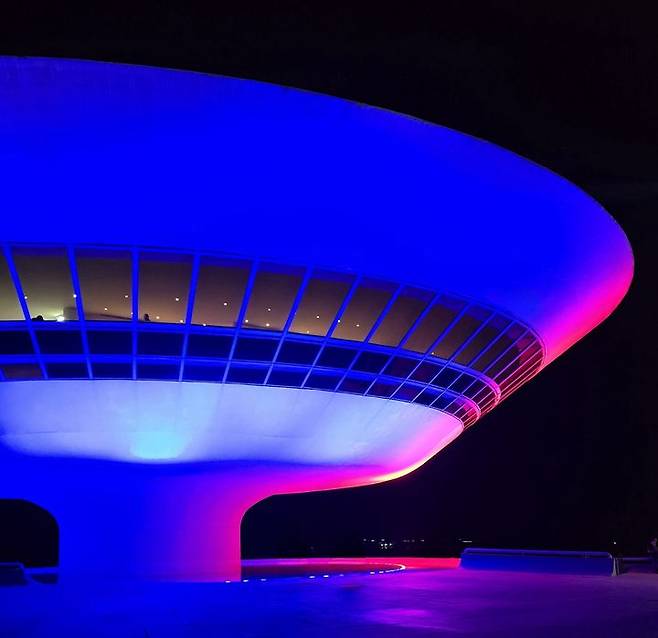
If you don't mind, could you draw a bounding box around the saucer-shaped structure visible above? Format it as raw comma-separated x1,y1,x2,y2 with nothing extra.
0,58,632,580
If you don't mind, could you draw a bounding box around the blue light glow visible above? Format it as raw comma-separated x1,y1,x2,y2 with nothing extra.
0,57,632,363
131,430,185,461
0,57,633,581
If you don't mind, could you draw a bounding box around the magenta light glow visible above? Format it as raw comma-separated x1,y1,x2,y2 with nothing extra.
0,57,632,581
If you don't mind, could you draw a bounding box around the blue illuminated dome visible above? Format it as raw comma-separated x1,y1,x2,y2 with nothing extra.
0,57,632,581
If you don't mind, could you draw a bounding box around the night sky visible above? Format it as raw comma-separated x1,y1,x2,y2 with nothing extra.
0,2,656,562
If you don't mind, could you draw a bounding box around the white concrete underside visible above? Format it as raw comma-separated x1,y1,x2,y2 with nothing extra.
0,380,462,473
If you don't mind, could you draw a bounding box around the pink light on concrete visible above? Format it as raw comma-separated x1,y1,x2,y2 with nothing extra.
0,57,633,583
0,382,462,580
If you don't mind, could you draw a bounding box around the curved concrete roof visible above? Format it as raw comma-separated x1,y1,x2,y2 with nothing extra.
0,57,633,363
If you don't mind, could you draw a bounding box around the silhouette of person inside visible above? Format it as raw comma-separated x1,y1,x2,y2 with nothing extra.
32,315,44,321
143,313,151,322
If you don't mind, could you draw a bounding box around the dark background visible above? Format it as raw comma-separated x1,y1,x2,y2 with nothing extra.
0,2,656,564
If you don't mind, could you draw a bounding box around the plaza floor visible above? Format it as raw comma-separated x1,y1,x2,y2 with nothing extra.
1,559,657,637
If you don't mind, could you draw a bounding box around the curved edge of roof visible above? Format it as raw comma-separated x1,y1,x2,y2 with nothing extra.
0,56,634,365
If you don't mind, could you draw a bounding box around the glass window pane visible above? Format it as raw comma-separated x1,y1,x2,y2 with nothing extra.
226,364,268,384
500,354,541,391
276,341,320,365
383,356,418,379
463,379,488,400
46,363,89,379
433,394,454,410
1,363,43,380
410,361,441,383
0,331,33,354
370,286,432,347
13,247,77,321
87,330,133,355
36,330,84,354
0,253,23,320
517,339,542,369
305,371,342,390
403,296,465,353
183,363,226,382
479,396,496,412
431,367,459,388
76,249,132,321
494,340,541,383
393,383,422,401
453,315,510,366
471,323,525,372
451,373,475,393
137,363,181,380
268,367,307,388
92,362,133,379
316,346,357,369
192,257,251,327
332,279,396,342
473,386,496,406
186,334,232,358
352,351,390,374
234,337,278,361
289,270,353,337
137,332,184,356
243,263,304,331
431,307,491,360
367,380,398,398
414,388,440,406
138,252,192,325
338,375,374,394
485,333,535,379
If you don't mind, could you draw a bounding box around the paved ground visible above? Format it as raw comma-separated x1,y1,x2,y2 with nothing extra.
2,565,658,637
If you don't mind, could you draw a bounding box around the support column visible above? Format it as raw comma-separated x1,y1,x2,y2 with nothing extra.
57,470,256,580
8,459,270,581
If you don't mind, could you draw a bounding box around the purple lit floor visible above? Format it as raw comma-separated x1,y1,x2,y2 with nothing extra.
2,560,658,637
